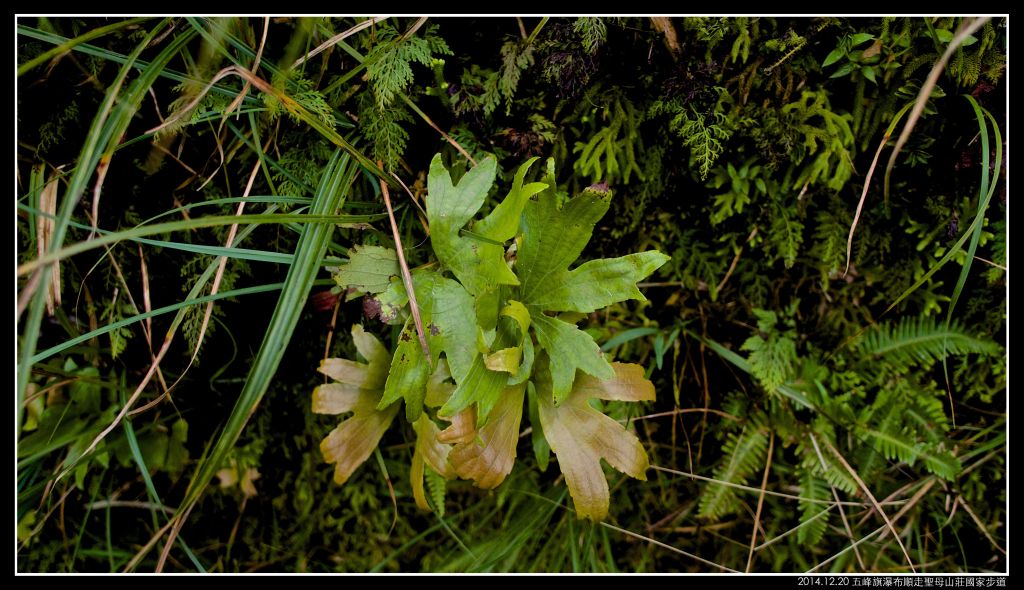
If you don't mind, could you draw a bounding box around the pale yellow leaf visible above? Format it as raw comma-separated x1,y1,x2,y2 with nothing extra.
484,347,522,373
316,325,399,485
312,382,362,415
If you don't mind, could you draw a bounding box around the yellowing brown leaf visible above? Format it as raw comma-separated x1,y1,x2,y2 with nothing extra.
536,360,655,520
314,325,399,485
449,384,525,489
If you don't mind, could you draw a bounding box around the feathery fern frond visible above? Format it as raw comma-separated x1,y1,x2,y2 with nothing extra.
797,465,831,546
857,315,1000,372
699,427,769,520
856,386,962,481
767,196,804,269
861,428,961,480
364,23,452,110
573,17,608,54
742,309,798,391
425,464,447,517
358,92,413,172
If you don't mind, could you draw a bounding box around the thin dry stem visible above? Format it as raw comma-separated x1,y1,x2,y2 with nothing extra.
746,432,774,572
600,521,739,573
650,464,905,507
843,131,889,277
378,163,430,360
956,494,1006,556
809,432,866,569
716,225,758,294
822,438,917,573
292,16,389,69
884,17,990,200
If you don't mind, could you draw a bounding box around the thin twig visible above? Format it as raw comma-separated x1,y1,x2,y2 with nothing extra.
101,241,170,394
716,225,758,294
88,154,112,241
67,335,173,472
822,438,916,573
844,132,889,277
400,96,477,166
629,407,741,423
155,502,194,572
390,171,430,235
972,255,1006,271
292,16,389,69
746,432,774,572
323,294,342,371
809,433,865,570
221,17,270,124
754,503,835,551
378,161,430,360
883,17,990,202
956,494,1006,555
650,465,905,507
129,159,264,419
807,525,887,573
874,478,934,540
88,500,175,515
401,17,428,40
599,521,740,573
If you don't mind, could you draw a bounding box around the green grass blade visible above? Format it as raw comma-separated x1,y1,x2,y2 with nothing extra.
31,278,332,366
946,97,1001,323
18,18,180,433
18,17,152,76
119,384,207,572
17,24,257,104
600,327,660,352
20,213,377,275
173,150,354,532
883,99,1002,317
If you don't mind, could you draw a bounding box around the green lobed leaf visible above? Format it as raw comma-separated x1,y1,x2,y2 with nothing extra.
513,163,668,403
526,251,670,314
427,155,518,297
530,312,614,404
377,271,479,421
333,244,399,294
473,156,547,241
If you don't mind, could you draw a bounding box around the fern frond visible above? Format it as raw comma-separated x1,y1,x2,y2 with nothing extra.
699,427,768,520
499,40,534,113
742,331,797,391
857,315,1000,372
573,17,607,54
797,465,831,546
861,428,961,480
799,437,858,496
358,92,413,172
768,198,804,269
365,24,451,109
425,464,447,517
985,218,1005,284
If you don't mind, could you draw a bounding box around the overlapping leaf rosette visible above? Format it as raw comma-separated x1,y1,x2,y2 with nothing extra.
315,155,669,520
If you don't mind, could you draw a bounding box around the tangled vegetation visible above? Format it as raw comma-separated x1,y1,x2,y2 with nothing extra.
17,16,1006,573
